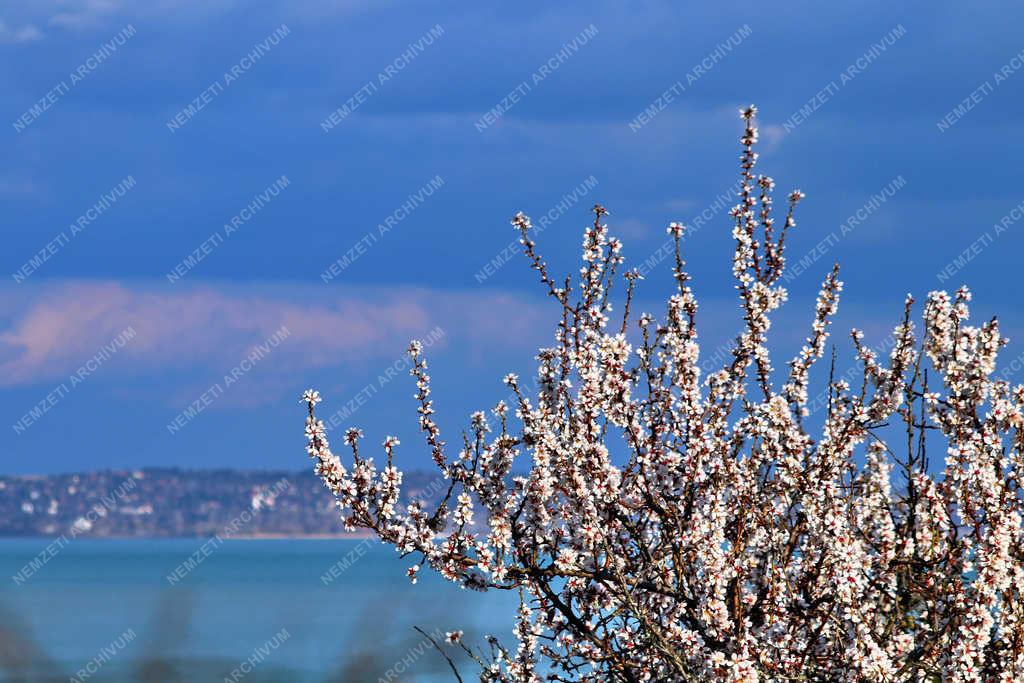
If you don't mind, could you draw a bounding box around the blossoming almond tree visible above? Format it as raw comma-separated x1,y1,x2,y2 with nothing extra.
302,106,1024,682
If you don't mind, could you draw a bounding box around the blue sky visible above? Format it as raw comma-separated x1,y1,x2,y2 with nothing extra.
1,0,1022,474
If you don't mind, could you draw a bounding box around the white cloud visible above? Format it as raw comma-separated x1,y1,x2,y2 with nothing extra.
8,0,238,34
0,280,553,390
49,1,124,29
0,20,42,44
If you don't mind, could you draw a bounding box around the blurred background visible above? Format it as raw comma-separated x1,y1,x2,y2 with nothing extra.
1,0,1022,679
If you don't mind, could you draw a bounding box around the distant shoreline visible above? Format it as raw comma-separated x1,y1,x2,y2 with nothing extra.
0,467,451,539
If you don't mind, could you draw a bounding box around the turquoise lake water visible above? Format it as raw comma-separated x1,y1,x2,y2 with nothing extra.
0,538,517,682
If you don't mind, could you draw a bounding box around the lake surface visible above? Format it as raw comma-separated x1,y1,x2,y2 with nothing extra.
0,538,516,682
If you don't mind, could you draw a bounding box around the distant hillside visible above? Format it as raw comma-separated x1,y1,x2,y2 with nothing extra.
0,468,451,538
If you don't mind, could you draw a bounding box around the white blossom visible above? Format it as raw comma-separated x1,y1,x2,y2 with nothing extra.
299,107,1024,682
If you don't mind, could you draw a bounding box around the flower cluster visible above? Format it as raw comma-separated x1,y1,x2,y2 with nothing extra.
302,108,1024,682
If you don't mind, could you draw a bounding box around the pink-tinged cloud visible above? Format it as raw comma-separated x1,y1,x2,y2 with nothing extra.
0,280,554,389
